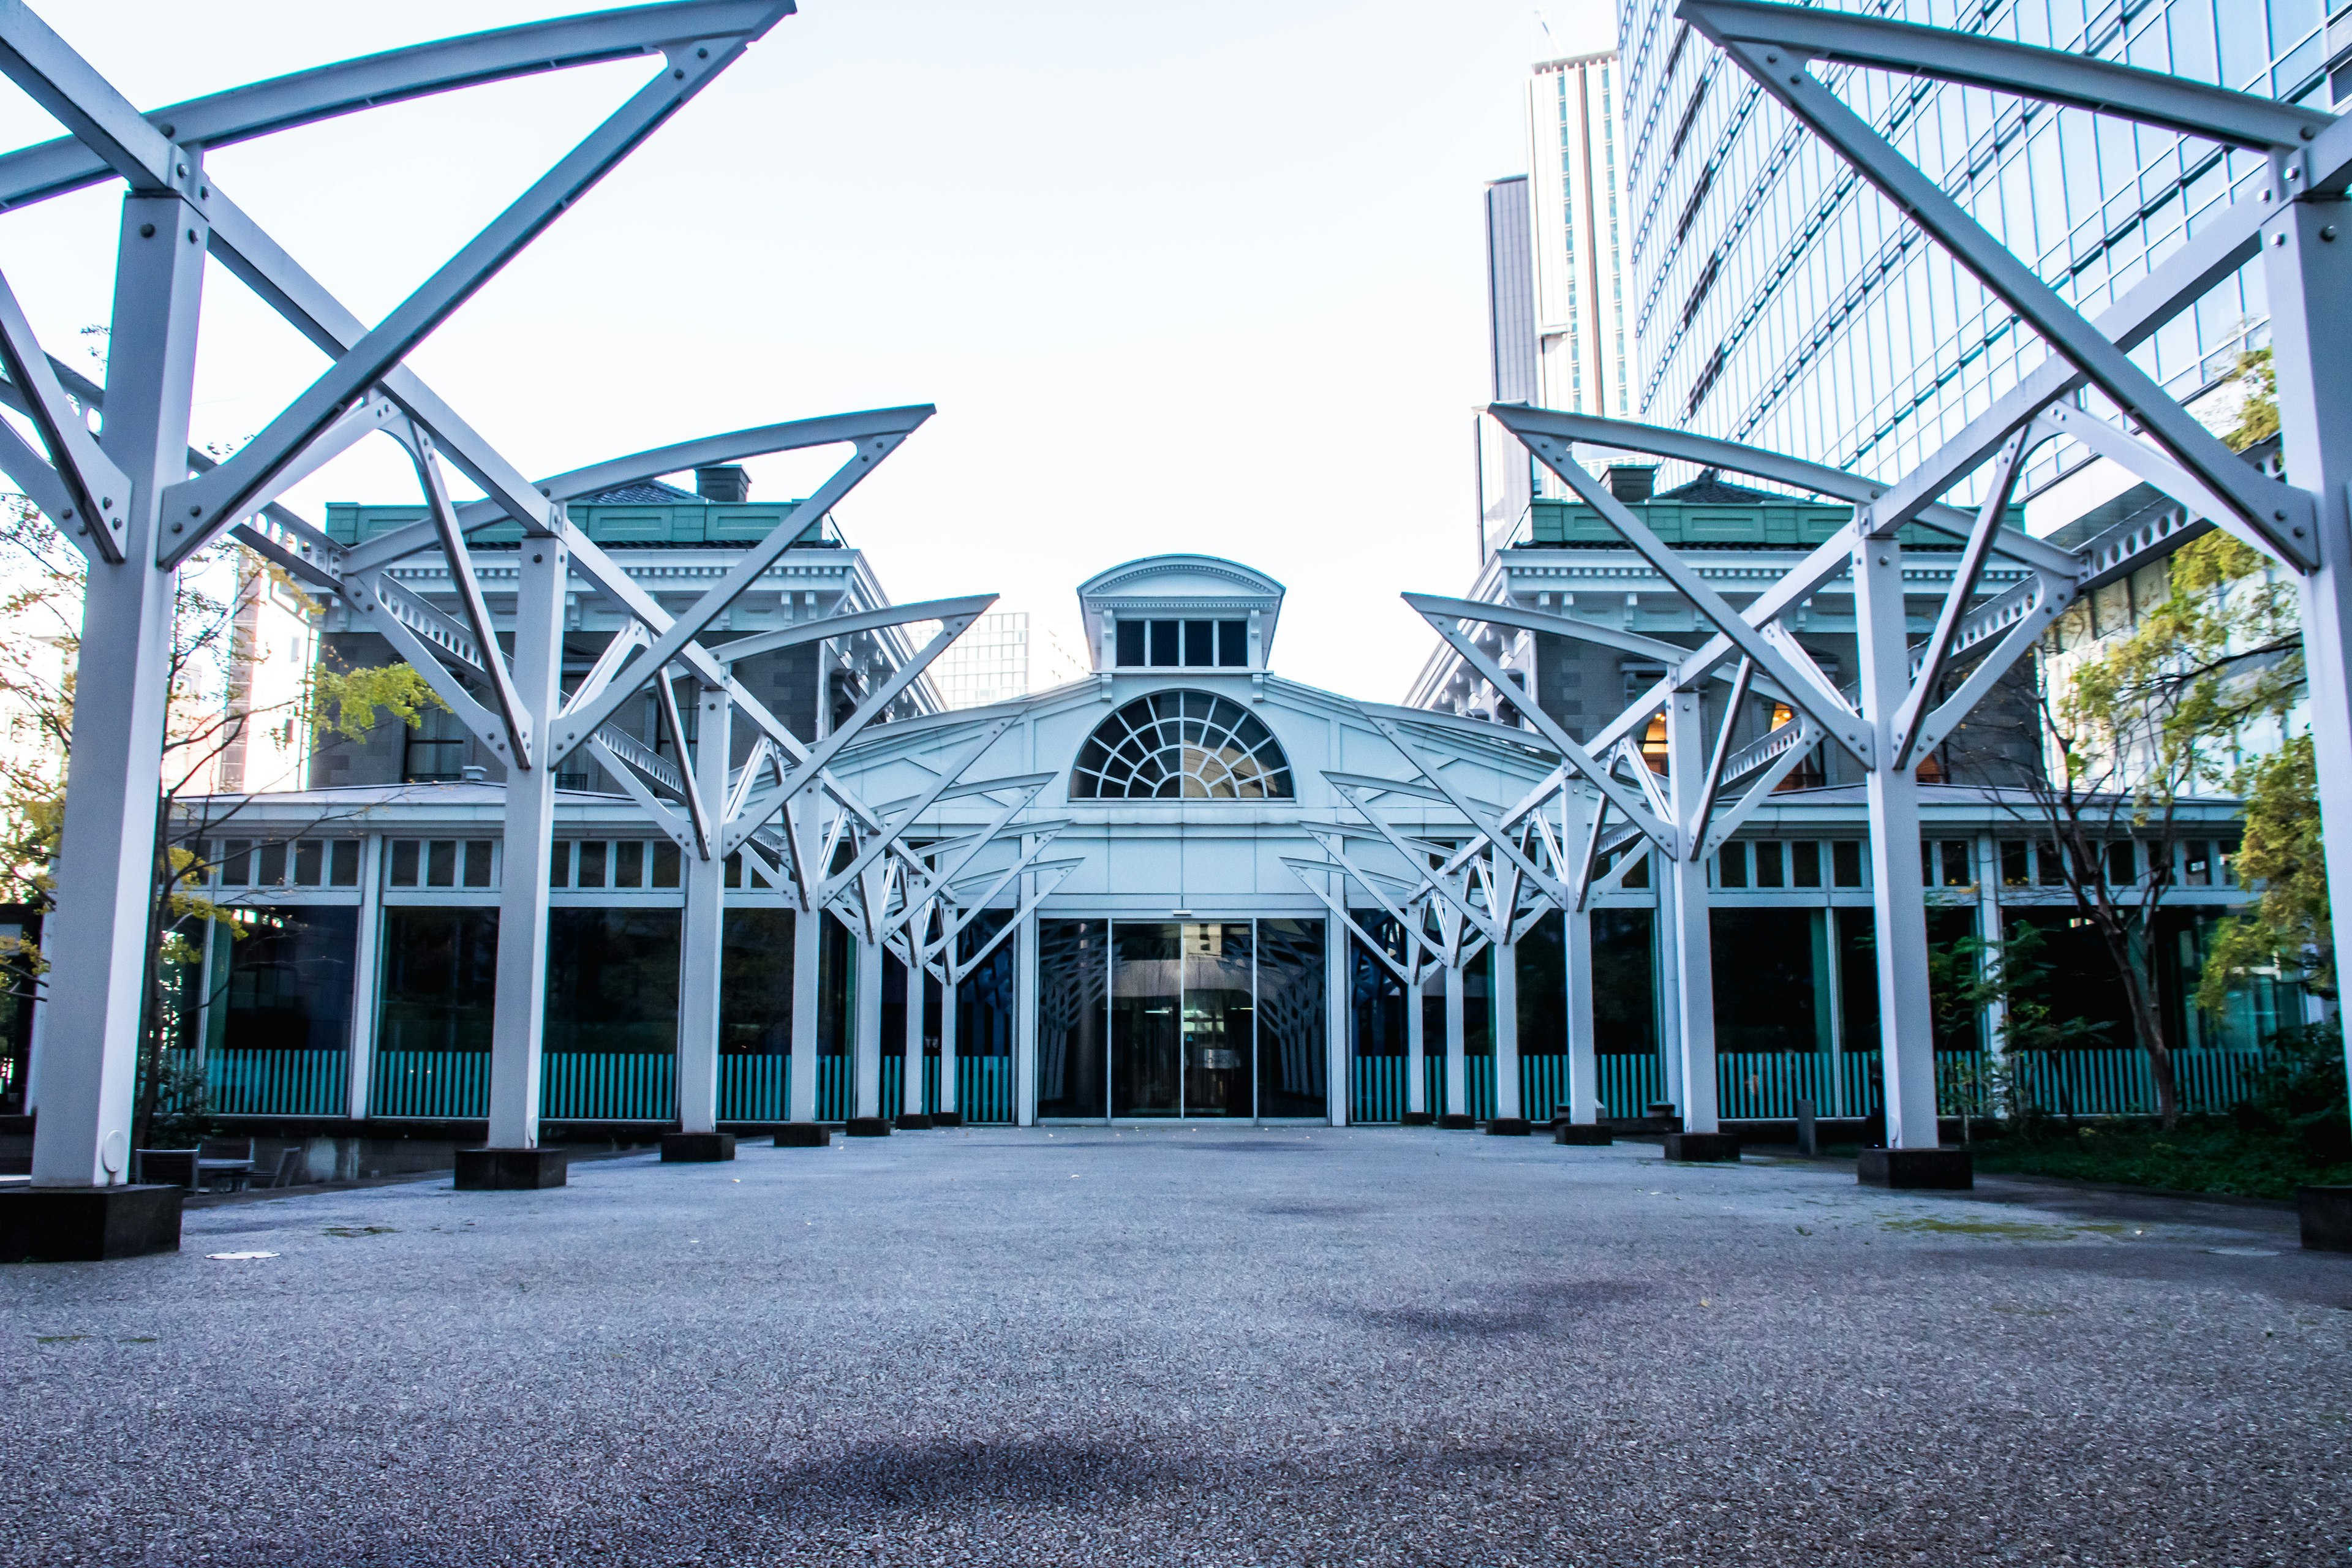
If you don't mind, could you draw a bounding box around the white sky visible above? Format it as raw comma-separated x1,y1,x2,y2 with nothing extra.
0,0,1619,699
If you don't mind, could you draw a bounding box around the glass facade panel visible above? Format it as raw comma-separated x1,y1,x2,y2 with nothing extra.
205,906,358,1056
545,908,680,1055
379,907,499,1055
720,908,794,1053
1183,922,1254,1117
1593,909,1657,1055
1708,907,1815,1053
1111,922,1182,1116
1256,919,1325,1117
1037,918,1109,1118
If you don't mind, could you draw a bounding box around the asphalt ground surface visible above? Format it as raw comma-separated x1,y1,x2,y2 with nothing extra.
2,1127,2347,1567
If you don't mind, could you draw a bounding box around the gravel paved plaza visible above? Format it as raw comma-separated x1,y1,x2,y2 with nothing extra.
3,1128,2348,1566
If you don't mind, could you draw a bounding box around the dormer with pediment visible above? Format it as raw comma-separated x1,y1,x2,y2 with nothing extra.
1075,554,1286,674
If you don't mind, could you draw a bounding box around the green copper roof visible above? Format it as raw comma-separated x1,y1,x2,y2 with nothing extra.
321,499,841,548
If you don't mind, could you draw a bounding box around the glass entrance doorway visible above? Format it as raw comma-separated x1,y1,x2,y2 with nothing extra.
1112,922,1251,1117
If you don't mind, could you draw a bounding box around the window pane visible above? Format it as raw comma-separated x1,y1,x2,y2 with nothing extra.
2106,840,2136,884
1182,620,1215,666
576,841,606,889
1256,918,1325,1118
426,841,456,888
549,842,571,888
1942,840,1973,888
1790,840,1821,888
721,907,794,1053
614,841,645,889
258,842,288,886
1754,841,1785,888
1037,918,1109,1118
1831,840,1862,887
223,840,252,886
1217,620,1248,666
2184,840,2213,886
2000,840,2029,887
724,852,742,889
293,840,323,887
1718,843,1749,888
463,841,494,889
329,840,360,887
388,840,419,887
544,907,681,1059
376,906,500,1067
1115,620,1145,666
1148,620,1180,666
2038,842,2067,886
652,842,681,889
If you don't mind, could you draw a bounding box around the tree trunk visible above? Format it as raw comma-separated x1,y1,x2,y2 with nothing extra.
2111,935,2179,1131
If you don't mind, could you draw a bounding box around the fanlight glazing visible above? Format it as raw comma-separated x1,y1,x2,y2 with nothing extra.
1071,692,1294,801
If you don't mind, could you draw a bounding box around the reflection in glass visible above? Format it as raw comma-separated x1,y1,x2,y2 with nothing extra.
720,908,793,1053
1036,919,1108,1118
379,907,499,1054
1254,918,1324,1117
545,908,680,1055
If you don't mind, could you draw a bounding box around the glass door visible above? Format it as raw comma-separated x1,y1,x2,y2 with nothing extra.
1181,923,1253,1117
1111,922,1182,1116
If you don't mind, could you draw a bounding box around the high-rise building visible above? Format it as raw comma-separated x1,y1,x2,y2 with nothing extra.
933,611,1089,709
1479,50,1635,559
1616,1,2336,502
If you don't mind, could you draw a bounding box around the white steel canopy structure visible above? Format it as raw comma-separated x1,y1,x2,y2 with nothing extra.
0,1,1008,1204
1418,0,2352,1164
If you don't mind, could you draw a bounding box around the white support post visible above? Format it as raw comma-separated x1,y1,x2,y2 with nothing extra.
1324,905,1348,1126
1565,899,1598,1123
1014,905,1039,1126
1854,542,1939,1150
901,924,925,1119
674,684,728,1136
937,958,959,1117
788,905,820,1123
1654,856,1683,1110
344,834,384,1122
31,194,205,1189
1665,688,1719,1134
1975,832,2007,1086
2261,195,2352,1134
484,537,567,1151
853,935,883,1120
1443,960,1466,1117
1493,937,1521,1120
1404,969,1428,1117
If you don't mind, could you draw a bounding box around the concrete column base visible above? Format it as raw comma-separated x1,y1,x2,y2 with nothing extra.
1435,1112,1477,1131
0,1185,182,1261
930,1112,964,1128
1663,1132,1741,1162
1399,1110,1436,1126
1856,1147,1972,1189
773,1123,832,1148
455,1148,568,1190
2295,1185,2352,1251
1484,1117,1532,1136
660,1133,736,1163
894,1113,934,1131
845,1117,893,1138
1553,1123,1612,1146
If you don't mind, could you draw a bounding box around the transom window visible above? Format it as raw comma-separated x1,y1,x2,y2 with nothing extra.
1114,618,1247,668
1072,691,1294,800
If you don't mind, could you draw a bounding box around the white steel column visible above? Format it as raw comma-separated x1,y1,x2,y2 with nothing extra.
675,684,728,1136
1013,906,1039,1126
485,538,567,1150
1564,898,1599,1123
1853,542,1939,1149
1664,689,1719,1133
1324,908,1348,1126
1404,970,1428,1117
937,959,959,1117
1493,938,1521,1120
2262,195,2352,1126
344,835,385,1122
32,196,203,1188
1975,832,2007,1081
1443,960,1466,1116
853,935,883,1119
788,905,820,1122
901,924,925,1118
1654,858,1684,1109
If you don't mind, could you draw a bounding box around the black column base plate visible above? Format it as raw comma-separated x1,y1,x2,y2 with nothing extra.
773,1123,832,1148
894,1113,934,1131
1856,1147,1973,1189
455,1147,569,1190
1484,1117,1533,1136
661,1132,736,1163
1435,1112,1478,1130
1663,1131,1741,1162
0,1184,182,1261
930,1111,964,1128
845,1116,893,1137
2295,1185,2352,1251
1553,1123,1613,1145
1399,1110,1436,1126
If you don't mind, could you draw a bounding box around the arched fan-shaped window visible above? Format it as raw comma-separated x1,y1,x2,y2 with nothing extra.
1071,691,1294,800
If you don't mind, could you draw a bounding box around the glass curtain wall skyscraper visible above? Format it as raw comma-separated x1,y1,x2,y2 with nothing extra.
1480,49,1633,559
1617,0,2340,504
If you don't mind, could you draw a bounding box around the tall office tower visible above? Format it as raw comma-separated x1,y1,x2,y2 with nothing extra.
1616,2,2342,501
933,611,1090,709
1479,49,1632,559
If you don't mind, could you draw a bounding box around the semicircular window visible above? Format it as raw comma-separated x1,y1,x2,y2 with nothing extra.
1071,691,1294,801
